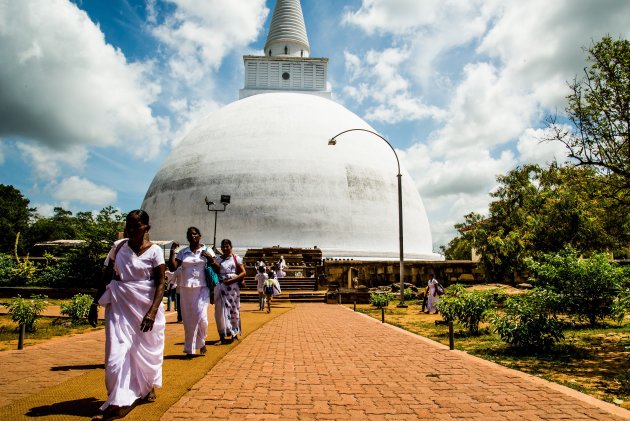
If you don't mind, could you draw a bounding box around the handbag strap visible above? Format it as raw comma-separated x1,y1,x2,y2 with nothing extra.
112,240,127,265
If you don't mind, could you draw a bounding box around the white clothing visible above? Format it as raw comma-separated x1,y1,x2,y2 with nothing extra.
216,254,243,282
179,286,209,354
427,278,439,314
175,245,215,288
214,253,243,338
176,244,214,354
255,273,269,293
99,242,165,410
264,277,282,296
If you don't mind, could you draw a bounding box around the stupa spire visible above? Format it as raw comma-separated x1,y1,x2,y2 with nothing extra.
264,0,310,57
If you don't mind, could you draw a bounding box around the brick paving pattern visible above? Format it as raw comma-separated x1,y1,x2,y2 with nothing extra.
163,304,628,420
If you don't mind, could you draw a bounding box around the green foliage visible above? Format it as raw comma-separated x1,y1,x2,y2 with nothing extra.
0,253,15,285
528,248,624,326
370,291,395,307
451,163,629,283
4,295,49,332
437,286,502,334
403,288,416,301
11,233,37,285
491,289,564,351
547,36,630,203
0,185,35,254
60,294,94,324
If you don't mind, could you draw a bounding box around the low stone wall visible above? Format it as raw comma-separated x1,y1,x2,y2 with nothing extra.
323,259,485,289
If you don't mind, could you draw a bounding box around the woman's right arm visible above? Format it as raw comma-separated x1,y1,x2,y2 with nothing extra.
168,242,180,272
88,258,114,327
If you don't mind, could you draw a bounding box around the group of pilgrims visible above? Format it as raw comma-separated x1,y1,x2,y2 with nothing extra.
88,209,280,421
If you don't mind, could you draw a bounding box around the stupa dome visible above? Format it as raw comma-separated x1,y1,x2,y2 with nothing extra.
142,93,438,259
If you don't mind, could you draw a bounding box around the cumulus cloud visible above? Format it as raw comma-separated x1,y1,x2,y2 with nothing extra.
0,0,167,158
16,142,88,179
343,0,630,247
517,127,569,166
151,0,269,84
53,176,117,206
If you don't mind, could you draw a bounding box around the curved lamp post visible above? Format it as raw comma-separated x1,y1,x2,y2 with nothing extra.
204,195,231,248
328,128,407,308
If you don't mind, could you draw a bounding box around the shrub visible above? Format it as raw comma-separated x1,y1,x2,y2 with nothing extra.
491,288,564,351
0,253,15,285
528,248,625,326
4,295,49,332
403,288,416,301
437,287,502,334
60,293,94,324
370,291,394,307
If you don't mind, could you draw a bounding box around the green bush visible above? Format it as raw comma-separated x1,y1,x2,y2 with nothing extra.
528,248,625,326
60,293,94,324
370,291,394,307
491,288,564,351
403,288,416,301
4,295,49,332
0,253,15,285
437,286,502,334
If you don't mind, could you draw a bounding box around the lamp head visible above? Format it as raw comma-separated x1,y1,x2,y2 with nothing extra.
328,138,337,146
204,196,214,206
220,195,231,205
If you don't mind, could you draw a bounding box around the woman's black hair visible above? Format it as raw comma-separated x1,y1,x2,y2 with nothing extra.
127,209,149,225
221,239,232,247
187,226,202,237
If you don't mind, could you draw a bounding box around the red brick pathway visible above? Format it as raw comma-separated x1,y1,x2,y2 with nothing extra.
162,304,629,420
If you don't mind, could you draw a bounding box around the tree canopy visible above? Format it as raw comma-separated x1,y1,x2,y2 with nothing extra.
0,184,35,254
444,164,629,282
547,36,630,203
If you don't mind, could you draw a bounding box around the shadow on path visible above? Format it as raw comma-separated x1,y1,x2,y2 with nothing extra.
26,397,103,418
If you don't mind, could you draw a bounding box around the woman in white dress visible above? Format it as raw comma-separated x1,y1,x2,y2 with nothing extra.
214,239,246,343
426,274,440,314
168,227,217,356
88,210,166,421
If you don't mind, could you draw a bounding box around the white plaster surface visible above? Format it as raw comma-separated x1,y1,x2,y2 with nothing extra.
142,93,439,259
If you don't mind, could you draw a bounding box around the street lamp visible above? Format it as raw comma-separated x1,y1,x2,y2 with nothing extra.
328,128,407,308
204,195,231,248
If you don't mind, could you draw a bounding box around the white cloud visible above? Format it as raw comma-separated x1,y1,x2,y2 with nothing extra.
0,0,166,158
151,0,269,84
32,203,56,218
16,142,88,179
53,176,117,206
168,98,222,147
517,127,569,166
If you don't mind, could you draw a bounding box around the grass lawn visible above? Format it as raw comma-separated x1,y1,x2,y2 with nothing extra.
351,301,630,408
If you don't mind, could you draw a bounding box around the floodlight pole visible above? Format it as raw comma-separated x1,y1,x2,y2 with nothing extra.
328,128,407,308
205,196,229,248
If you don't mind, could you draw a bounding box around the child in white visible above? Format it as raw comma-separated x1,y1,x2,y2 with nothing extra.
255,265,268,311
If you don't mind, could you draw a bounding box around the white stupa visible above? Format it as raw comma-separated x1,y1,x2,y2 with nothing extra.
142,0,440,260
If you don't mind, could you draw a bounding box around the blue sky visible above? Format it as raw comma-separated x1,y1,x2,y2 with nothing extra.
1,0,629,249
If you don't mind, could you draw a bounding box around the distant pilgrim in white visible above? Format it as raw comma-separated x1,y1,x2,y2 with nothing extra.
142,0,441,260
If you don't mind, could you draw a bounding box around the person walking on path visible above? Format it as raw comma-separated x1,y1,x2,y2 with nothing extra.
88,209,166,421
255,265,269,311
263,272,281,313
168,227,218,356
214,239,246,344
425,273,441,314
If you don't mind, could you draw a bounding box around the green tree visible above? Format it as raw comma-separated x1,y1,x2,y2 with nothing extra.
527,248,625,326
452,164,628,282
547,36,630,203
0,185,35,254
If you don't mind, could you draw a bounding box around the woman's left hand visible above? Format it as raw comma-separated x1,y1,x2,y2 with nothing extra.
141,311,156,332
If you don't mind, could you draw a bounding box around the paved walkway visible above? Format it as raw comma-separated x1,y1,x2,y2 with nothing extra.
163,304,628,420
0,304,628,420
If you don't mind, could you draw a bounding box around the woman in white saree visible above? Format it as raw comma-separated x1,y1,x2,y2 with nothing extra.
89,210,166,421
214,239,246,344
